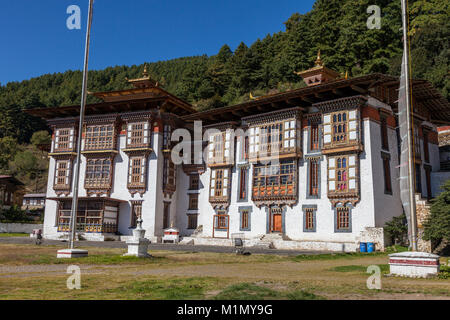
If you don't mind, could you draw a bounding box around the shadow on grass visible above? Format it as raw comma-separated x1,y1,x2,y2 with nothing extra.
30,254,168,265
330,264,390,274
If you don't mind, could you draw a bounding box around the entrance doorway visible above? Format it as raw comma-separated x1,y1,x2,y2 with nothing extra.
270,207,283,233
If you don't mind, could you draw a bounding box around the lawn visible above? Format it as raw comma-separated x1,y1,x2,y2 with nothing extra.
0,233,29,238
0,243,448,300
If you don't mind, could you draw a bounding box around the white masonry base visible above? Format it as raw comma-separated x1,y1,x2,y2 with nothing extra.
57,249,89,259
389,251,440,278
179,236,358,252
123,238,151,258
123,223,151,258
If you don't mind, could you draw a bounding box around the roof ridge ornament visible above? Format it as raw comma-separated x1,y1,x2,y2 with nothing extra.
315,49,324,67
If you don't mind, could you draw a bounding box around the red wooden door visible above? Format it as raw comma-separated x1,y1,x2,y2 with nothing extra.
272,214,282,232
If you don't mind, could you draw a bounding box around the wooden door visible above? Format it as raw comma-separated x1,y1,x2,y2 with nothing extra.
272,214,282,232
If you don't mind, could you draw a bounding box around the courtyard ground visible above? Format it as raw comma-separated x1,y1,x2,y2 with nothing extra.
0,238,448,300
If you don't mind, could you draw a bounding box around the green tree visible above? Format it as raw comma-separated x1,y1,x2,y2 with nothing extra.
423,180,450,255
0,136,18,172
31,130,51,146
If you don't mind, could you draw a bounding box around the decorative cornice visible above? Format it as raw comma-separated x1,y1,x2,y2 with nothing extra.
314,95,367,113
242,107,303,126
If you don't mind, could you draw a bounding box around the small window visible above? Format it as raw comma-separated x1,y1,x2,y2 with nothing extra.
188,194,199,210
241,210,249,230
215,212,228,230
309,159,319,196
188,214,198,230
189,174,199,190
380,116,389,150
336,207,350,231
310,124,319,151
305,208,315,231
238,167,248,201
382,156,392,194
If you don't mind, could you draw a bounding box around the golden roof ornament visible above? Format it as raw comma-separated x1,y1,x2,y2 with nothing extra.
142,63,149,78
315,49,324,67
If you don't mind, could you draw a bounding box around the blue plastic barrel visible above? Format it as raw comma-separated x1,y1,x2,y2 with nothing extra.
360,242,367,253
367,242,375,253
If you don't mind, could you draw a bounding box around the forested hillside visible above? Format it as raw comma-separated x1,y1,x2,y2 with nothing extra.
0,0,448,192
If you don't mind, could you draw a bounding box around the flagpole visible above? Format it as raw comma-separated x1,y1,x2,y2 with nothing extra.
400,0,418,251
69,0,94,249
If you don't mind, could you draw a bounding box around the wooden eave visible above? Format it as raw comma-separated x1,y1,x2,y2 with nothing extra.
183,74,395,125
26,94,195,120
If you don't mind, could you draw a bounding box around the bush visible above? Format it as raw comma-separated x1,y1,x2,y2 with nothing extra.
424,180,450,255
384,213,408,246
0,205,33,223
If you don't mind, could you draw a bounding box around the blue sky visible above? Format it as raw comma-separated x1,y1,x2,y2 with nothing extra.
0,0,316,85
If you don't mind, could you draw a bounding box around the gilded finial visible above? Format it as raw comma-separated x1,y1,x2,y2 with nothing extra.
315,49,323,66
250,92,256,100
345,71,349,80
143,63,149,77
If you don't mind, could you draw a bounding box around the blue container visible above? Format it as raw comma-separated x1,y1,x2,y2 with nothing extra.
360,242,367,253
367,242,375,253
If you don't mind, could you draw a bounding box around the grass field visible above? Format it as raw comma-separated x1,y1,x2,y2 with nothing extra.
0,233,29,238
0,243,448,300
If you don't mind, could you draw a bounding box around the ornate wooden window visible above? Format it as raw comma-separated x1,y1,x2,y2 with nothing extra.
188,214,198,230
208,130,233,166
126,122,150,149
243,136,249,161
84,124,115,151
215,213,228,230
85,158,112,189
252,160,297,202
54,160,72,191
322,108,360,152
163,124,172,150
310,124,320,151
336,207,350,230
54,128,75,152
380,116,389,151
309,159,319,196
130,201,142,228
250,120,297,159
128,156,146,189
305,208,315,231
331,111,348,144
328,155,358,194
209,168,230,200
188,194,199,210
189,174,199,190
163,158,176,193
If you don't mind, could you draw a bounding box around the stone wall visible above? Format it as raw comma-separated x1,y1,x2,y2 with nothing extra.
0,223,43,234
416,194,432,253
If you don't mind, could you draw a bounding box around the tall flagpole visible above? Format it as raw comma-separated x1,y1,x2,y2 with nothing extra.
400,0,418,251
69,0,95,249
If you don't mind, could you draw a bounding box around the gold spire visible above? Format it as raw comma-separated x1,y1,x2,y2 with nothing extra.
142,63,149,77
315,49,324,67
345,71,349,80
